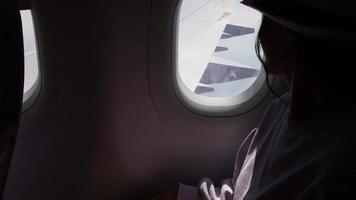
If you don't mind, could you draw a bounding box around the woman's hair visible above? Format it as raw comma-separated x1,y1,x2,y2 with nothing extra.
255,16,286,104
256,16,356,102
255,17,266,68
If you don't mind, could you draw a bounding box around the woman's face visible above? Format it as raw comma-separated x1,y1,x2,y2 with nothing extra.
259,17,297,79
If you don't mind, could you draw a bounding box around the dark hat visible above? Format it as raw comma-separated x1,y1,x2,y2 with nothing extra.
241,0,356,41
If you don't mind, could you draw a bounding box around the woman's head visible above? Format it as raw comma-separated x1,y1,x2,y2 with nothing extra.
245,0,356,94
255,15,356,95
256,17,297,80
244,0,356,119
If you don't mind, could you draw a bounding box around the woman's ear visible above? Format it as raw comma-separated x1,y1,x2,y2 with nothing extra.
284,29,297,49
280,28,298,81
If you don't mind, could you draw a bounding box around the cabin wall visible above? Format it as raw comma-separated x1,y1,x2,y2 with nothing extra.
4,0,282,199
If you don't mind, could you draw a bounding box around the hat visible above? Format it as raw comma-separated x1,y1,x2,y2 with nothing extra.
241,0,356,41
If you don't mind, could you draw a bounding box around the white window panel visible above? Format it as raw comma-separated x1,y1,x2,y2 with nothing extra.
176,0,267,115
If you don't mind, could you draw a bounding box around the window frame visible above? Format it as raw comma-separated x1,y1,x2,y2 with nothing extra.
173,0,270,117
20,9,41,112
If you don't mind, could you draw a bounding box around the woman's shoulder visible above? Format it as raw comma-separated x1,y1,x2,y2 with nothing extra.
258,91,290,127
270,91,290,108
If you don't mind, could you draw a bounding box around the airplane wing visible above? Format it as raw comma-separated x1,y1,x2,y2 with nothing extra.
178,0,263,97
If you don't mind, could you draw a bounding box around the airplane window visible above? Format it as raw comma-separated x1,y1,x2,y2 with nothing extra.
176,0,267,115
20,10,40,104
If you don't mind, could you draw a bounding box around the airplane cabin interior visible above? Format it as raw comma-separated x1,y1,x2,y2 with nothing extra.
1,0,301,199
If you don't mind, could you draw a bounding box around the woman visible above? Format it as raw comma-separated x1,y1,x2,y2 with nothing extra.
151,0,356,199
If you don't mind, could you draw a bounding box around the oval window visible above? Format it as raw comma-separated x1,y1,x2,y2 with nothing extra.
176,0,268,115
20,10,40,104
